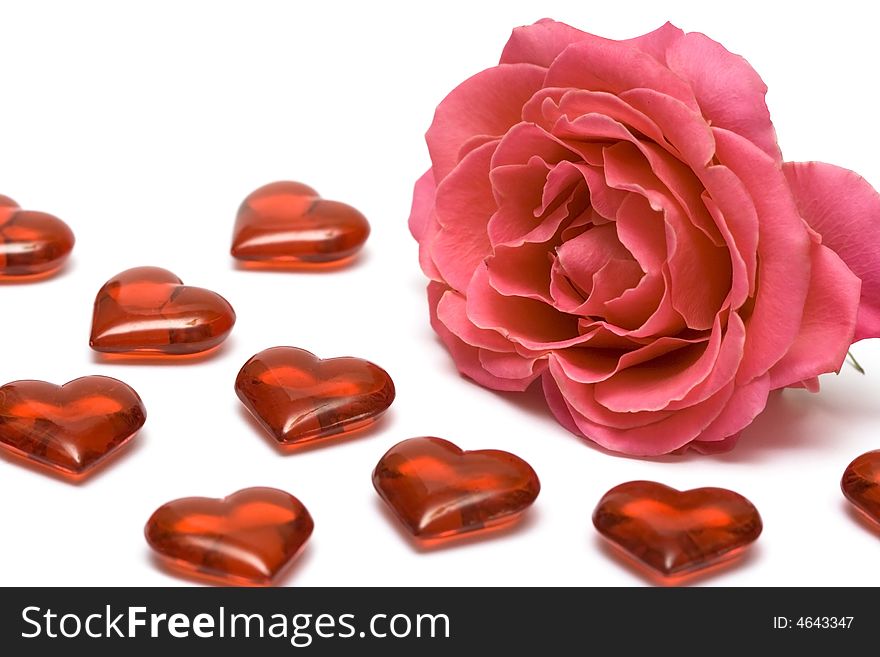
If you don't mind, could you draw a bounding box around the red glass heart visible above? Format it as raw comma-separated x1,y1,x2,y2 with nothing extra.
144,487,314,586
0,195,75,279
235,346,395,448
0,194,17,222
231,181,370,266
593,480,762,579
90,266,236,356
0,376,146,478
841,450,880,527
373,437,540,541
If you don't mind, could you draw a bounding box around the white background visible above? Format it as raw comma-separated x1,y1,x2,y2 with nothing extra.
1,0,879,587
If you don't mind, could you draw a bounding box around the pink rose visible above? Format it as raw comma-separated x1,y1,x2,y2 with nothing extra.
409,19,880,455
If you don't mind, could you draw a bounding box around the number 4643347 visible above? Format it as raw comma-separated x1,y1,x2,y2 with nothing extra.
796,617,853,629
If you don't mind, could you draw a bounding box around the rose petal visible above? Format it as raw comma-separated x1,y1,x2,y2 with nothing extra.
666,311,747,410
428,282,540,391
561,207,601,237
491,182,581,256
500,18,588,67
699,171,757,308
593,314,724,412
555,333,703,384
490,121,576,170
486,124,587,247
542,371,583,436
479,348,543,380
602,270,667,331
555,223,630,294
409,170,445,282
582,383,737,454
545,35,700,113
408,169,435,240
416,211,444,282
554,104,721,247
585,266,685,338
551,348,622,384
574,162,628,220
617,88,715,168
549,356,674,429
487,241,557,302
575,322,651,349
690,434,741,453
769,242,860,389
426,64,546,180
501,19,685,69
614,192,666,272
554,374,736,455
575,258,644,317
712,127,811,383
783,161,880,341
636,140,723,247
432,141,498,291
536,158,585,217
521,87,568,126
621,21,684,64
661,215,731,331
467,264,587,350
436,288,512,352
546,89,669,146
602,141,731,330
488,159,551,243
549,254,587,311
666,32,782,162
693,373,771,444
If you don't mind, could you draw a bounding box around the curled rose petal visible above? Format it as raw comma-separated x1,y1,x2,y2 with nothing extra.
783,161,880,341
711,127,812,383
426,64,546,180
693,373,772,447
429,282,542,391
768,242,860,388
411,19,880,455
666,31,782,162
545,33,700,113
500,18,589,68
431,142,498,291
408,170,436,241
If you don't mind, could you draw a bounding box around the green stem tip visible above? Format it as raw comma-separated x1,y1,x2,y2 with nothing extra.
847,350,866,375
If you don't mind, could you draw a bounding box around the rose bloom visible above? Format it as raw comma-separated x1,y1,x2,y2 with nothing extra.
409,19,880,455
